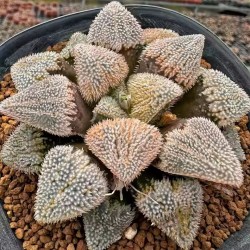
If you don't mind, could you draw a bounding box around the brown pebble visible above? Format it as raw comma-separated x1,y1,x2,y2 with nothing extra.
37,228,49,236
202,241,212,250
146,231,154,244
24,184,36,193
40,235,51,244
8,179,19,190
211,236,224,248
15,228,24,239
76,240,87,250
26,245,39,250
152,227,161,236
119,239,127,247
67,243,75,250
133,243,141,250
140,221,150,230
31,223,42,233
160,240,168,248
4,196,12,204
134,230,146,248
145,243,154,250
63,225,73,235
10,186,23,195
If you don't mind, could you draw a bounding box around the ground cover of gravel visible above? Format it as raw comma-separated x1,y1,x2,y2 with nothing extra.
0,41,249,250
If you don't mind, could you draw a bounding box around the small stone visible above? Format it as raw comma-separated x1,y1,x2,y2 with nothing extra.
125,226,137,240
4,196,12,204
145,243,154,250
15,228,24,239
119,239,127,246
40,235,51,244
24,184,36,193
133,244,141,250
211,236,224,248
10,222,18,228
37,228,49,236
63,225,73,235
160,240,168,248
10,186,23,195
26,245,39,250
25,214,33,224
76,240,87,250
202,241,212,250
76,230,82,238
205,215,213,225
67,243,75,250
140,221,150,230
134,230,146,248
146,231,154,244
152,227,161,236
44,242,55,249
9,179,19,190
31,223,42,233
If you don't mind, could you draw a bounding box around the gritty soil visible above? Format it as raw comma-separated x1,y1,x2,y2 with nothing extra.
0,42,249,250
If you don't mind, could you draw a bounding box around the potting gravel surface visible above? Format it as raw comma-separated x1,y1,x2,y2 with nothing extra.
0,42,249,250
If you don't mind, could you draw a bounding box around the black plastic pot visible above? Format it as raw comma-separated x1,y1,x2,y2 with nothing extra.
0,4,249,250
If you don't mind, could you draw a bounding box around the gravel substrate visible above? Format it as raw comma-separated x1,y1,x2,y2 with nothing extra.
183,11,250,65
0,41,249,250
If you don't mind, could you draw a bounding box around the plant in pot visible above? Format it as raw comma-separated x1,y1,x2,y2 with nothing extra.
0,1,250,250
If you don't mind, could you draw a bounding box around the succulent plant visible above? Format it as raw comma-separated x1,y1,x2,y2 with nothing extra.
111,83,131,111
138,35,205,90
83,199,135,250
10,51,61,91
92,96,128,122
141,28,179,45
173,69,250,126
1,1,247,248
87,1,143,51
173,68,250,127
85,118,163,186
35,145,108,224
0,75,92,136
60,32,87,59
222,125,246,161
127,73,183,123
135,177,203,250
0,123,51,174
157,117,243,187
72,44,129,103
